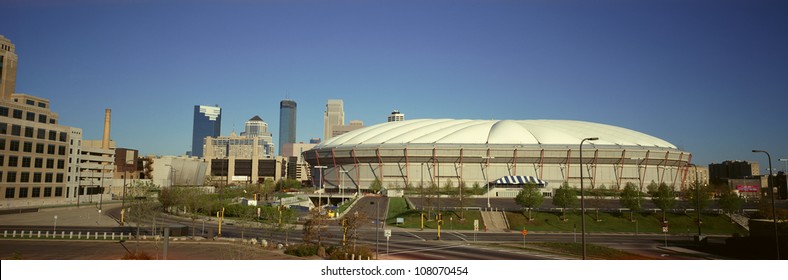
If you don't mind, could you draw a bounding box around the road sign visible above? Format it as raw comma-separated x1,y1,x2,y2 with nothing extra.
662,226,668,233
384,229,391,238
473,220,479,231
662,221,668,233
522,229,528,236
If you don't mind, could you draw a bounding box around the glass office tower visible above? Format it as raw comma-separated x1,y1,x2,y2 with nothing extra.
278,99,296,156
192,105,221,158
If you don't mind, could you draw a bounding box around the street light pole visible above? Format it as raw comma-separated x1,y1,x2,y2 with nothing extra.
314,166,327,209
580,137,598,260
753,150,780,260
482,156,495,209
694,166,702,239
371,199,380,259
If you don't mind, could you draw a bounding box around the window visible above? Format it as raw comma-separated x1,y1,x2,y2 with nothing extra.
4,188,14,199
48,131,56,141
11,125,21,136
39,114,47,124
33,172,42,183
34,158,42,168
12,109,22,119
0,106,8,116
0,122,6,134
59,132,67,142
23,142,32,152
21,157,31,168
58,146,65,155
25,99,35,106
47,144,55,154
0,155,3,166
26,112,35,121
8,156,18,167
38,102,47,109
44,187,52,197
10,140,19,151
37,128,45,139
49,119,56,124
7,172,16,182
46,159,54,169
56,173,64,183
24,127,33,138
57,159,64,169
31,187,40,198
45,173,53,183
18,187,28,198
20,172,29,183
0,139,4,150
55,187,63,197
36,143,44,153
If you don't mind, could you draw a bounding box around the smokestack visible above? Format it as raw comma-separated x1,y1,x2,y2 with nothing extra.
103,108,111,149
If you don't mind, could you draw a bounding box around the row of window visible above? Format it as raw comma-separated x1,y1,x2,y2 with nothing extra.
0,123,68,142
0,106,55,123
0,171,65,183
22,99,48,109
4,187,64,199
0,139,67,155
0,155,65,169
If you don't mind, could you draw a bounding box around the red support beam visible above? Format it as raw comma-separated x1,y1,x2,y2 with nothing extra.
513,149,518,176
332,148,339,190
639,150,651,191
352,148,359,189
673,152,685,189
616,150,627,189
565,149,572,184
404,147,410,188
377,147,383,186
539,149,545,179
659,151,670,184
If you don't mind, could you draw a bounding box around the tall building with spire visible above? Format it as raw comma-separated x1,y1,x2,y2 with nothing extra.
323,99,344,141
279,99,297,156
191,105,221,158
0,35,18,99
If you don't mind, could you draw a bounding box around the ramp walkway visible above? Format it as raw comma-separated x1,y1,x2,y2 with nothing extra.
480,211,508,232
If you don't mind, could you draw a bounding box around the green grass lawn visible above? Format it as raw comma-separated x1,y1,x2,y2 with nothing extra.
506,210,748,236
386,197,485,230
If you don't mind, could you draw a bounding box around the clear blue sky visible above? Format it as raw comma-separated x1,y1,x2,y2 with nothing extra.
2,0,787,169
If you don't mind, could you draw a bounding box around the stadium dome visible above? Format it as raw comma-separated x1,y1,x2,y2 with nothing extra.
319,119,676,149
305,119,692,197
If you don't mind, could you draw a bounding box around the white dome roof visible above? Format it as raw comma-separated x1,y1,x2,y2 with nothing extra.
319,119,677,149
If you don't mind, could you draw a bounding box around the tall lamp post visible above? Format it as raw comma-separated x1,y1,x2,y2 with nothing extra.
482,156,495,209
580,137,598,260
694,166,703,239
340,170,349,202
371,199,380,260
314,166,327,208
752,150,780,260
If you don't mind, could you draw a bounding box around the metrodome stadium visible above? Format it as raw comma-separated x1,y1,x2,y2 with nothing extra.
303,119,693,197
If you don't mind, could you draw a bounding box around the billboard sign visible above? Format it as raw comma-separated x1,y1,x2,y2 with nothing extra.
736,185,759,192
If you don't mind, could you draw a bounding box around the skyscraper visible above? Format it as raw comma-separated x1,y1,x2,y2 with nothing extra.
0,35,18,99
324,99,344,141
192,105,221,158
279,99,297,156
388,110,405,122
242,115,267,137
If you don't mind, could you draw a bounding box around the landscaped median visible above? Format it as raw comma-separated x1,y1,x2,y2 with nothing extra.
505,210,748,235
386,197,486,230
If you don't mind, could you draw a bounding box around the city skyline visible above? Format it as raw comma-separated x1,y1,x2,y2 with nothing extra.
1,1,787,168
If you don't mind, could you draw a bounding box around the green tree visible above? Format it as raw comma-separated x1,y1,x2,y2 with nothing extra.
369,178,382,194
718,190,743,223
514,184,543,221
552,182,577,220
646,180,659,196
652,182,676,222
454,181,472,220
589,184,607,222
684,181,711,216
126,181,159,249
472,182,482,195
619,182,642,221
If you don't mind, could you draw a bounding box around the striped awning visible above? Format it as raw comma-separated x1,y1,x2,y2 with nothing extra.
494,176,547,186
